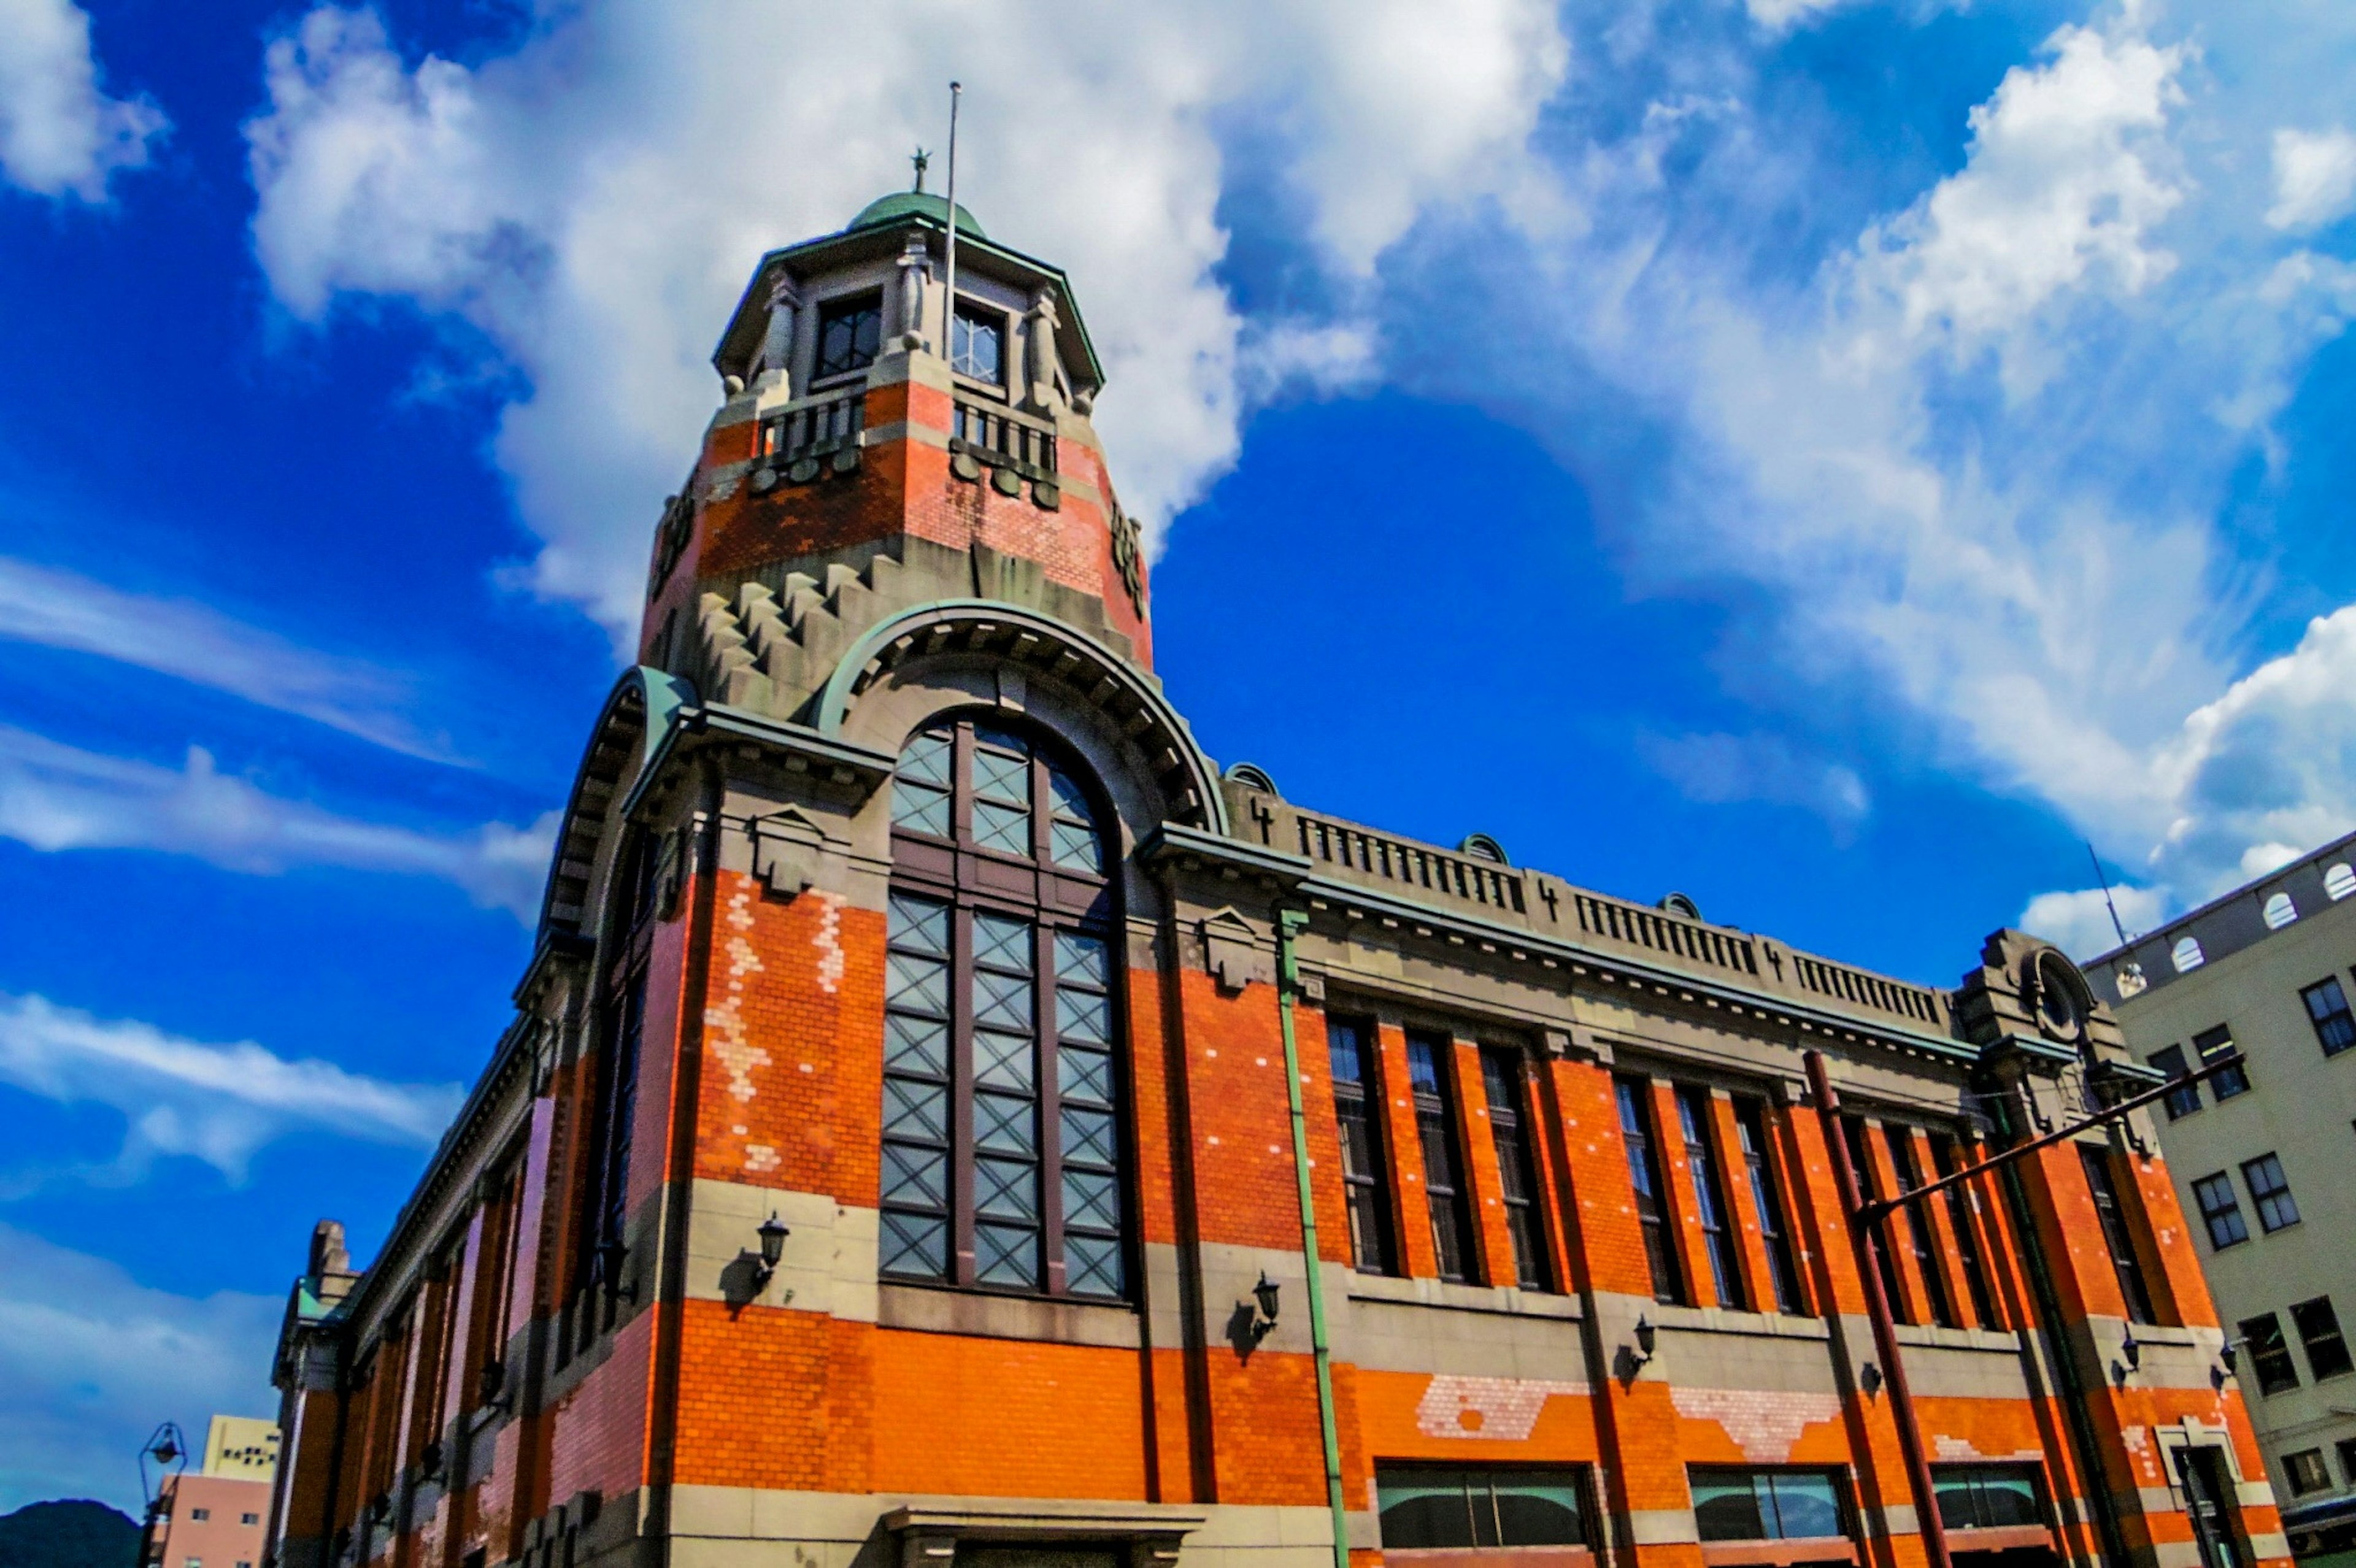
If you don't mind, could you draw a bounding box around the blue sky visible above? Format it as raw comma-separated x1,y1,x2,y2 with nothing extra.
2,0,2352,1513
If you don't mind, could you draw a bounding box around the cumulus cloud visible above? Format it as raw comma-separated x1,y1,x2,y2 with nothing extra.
2017,882,2168,960
0,722,556,918
0,993,463,1183
1639,731,1871,828
243,0,1566,649
0,1223,279,1513
0,555,448,759
0,0,166,201
2268,126,2356,233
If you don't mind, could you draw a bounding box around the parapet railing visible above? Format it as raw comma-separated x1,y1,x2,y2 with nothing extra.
952,396,1057,480
1293,810,1526,914
1566,891,1759,978
760,389,865,464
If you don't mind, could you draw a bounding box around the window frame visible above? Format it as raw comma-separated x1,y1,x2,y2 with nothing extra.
2241,1312,2301,1396
812,290,884,382
2290,1296,2354,1382
2302,977,2356,1058
2152,1044,2202,1119
1617,1076,1687,1305
1674,1085,1748,1313
1841,1117,1913,1324
1480,1045,1552,1291
1931,1462,2051,1532
880,715,1128,1301
950,298,1009,386
2080,1143,2158,1325
1406,1031,1479,1285
1688,1466,1854,1544
1374,1462,1598,1551
1329,1016,1396,1277
2195,1024,2249,1099
1927,1132,2000,1329
2242,1153,2300,1234
2193,1171,2249,1251
2283,1450,2331,1497
1733,1096,1807,1316
1889,1128,1957,1329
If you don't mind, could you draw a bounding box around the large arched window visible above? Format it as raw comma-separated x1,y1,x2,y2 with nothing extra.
880,717,1125,1299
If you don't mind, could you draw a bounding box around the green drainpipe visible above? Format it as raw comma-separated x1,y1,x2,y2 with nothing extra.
1276,907,1351,1568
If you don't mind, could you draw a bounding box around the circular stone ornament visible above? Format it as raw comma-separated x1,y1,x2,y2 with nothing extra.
749,466,779,494
787,458,820,485
991,465,1025,496
950,451,983,483
830,447,861,475
1032,480,1061,510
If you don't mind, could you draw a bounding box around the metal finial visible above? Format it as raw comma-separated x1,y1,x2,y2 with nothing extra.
911,148,931,192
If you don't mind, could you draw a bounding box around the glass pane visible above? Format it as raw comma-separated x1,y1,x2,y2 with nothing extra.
887,950,949,1015
883,1078,948,1142
1492,1472,1587,1547
1057,985,1111,1047
899,727,953,788
888,893,950,956
974,912,1034,972
1768,1473,1842,1539
1934,1477,1979,1532
975,1027,1035,1092
880,1144,947,1209
1061,1045,1114,1105
1330,1020,1369,1085
1049,817,1103,872
1407,1037,1443,1093
1063,1105,1118,1167
879,1211,946,1277
1378,1472,1475,1550
972,736,1030,802
975,1156,1039,1221
884,1012,949,1075
974,1091,1036,1155
975,968,1034,1034
1063,1168,1120,1231
1056,931,1109,985
1690,1474,1766,1542
974,799,1031,856
1064,1231,1124,1297
953,312,1003,382
975,1221,1039,1286
895,784,951,837
1977,1471,2042,1527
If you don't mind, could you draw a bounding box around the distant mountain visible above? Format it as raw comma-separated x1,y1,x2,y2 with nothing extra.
0,1501,141,1568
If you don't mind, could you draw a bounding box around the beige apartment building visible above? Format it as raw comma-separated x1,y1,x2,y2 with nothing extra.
2092,831,2356,1566
146,1416,282,1568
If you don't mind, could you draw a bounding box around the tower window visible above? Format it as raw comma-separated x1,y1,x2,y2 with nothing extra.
1617,1077,1685,1305
952,302,1004,383
1330,1018,1395,1275
880,718,1124,1299
815,291,882,379
1406,1033,1477,1283
1481,1047,1549,1290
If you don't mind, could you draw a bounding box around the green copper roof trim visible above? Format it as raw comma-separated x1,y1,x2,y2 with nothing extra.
814,599,1228,837
849,190,987,239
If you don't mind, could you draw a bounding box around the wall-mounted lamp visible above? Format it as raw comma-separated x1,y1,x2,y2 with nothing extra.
2219,1340,2240,1375
1860,1361,1884,1399
1247,1272,1282,1345
2120,1329,2142,1373
752,1212,790,1289
1632,1313,1658,1367
596,1237,636,1302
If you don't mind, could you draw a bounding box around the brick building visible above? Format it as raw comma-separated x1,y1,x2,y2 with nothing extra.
266,186,2285,1568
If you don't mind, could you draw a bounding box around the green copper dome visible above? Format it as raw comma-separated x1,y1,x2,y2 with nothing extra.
848,190,986,239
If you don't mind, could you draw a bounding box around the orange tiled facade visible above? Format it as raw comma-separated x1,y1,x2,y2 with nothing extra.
267,190,2284,1568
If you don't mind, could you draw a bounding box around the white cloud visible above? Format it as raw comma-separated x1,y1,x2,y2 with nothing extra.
0,1224,279,1514
0,555,448,759
2267,126,2356,232
0,0,166,201
0,993,462,1182
1639,730,1871,827
0,722,556,919
2017,882,2167,959
242,0,1566,649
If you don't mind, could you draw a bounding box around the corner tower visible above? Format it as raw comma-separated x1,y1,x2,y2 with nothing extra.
641,186,1154,725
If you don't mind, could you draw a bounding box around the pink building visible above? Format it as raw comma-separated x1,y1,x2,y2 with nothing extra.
147,1417,280,1568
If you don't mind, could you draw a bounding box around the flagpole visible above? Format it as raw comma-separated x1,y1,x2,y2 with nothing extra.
942,82,962,369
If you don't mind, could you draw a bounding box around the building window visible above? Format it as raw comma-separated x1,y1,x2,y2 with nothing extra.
2284,1450,2331,1497
2242,1153,2300,1233
191,1512,210,1523
1842,1118,1912,1324
2262,891,2299,929
2327,863,2356,901
1330,1018,1395,1275
1674,1087,1747,1312
1375,1464,1595,1550
1929,1134,2000,1329
880,718,1125,1299
2080,1145,2158,1324
2291,1296,2354,1381
2172,936,2206,974
241,1515,259,1528
1617,1077,1685,1305
2336,1437,2356,1484
1733,1097,1806,1316
2303,978,2356,1057
1407,1033,1477,1283
2196,1024,2249,1099
2152,1045,2202,1118
1689,1467,1850,1543
951,302,1004,383
1932,1464,2047,1530
1889,1129,1957,1329
1480,1047,1550,1290
2193,1172,2248,1250
814,292,882,379
2241,1312,2301,1395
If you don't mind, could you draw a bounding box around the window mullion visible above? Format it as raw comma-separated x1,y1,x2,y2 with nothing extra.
1038,919,1068,1295
950,900,978,1288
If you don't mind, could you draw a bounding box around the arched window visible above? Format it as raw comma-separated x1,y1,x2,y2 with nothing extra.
880,717,1125,1299
2263,891,2298,929
2171,935,2206,974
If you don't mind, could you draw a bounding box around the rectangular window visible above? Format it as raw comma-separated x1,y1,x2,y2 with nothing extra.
2336,1437,2356,1485
1842,1118,1913,1324
1676,1087,1748,1312
1689,1467,1850,1542
2241,1312,2301,1395
1928,1134,2000,1328
1408,1033,1478,1283
2292,1296,2354,1382
240,1516,258,1529
2080,1145,2158,1324
880,892,956,1282
2196,1024,2249,1098
2193,1172,2249,1250
1617,1077,1686,1305
1481,1047,1550,1290
1734,1097,1806,1316
191,1512,210,1523
1375,1464,1594,1550
2303,977,2356,1057
2152,1045,2202,1118
951,302,1004,383
1330,1018,1394,1275
1888,1129,1957,1329
2284,1450,2331,1497
1933,1464,2048,1531
814,291,882,379
2243,1153,2300,1232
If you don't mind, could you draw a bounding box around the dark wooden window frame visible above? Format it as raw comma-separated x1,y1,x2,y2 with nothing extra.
1617,1075,1687,1305
2193,1170,2249,1250
882,713,1129,1302
1841,1117,1912,1324
814,290,884,382
2302,977,2356,1058
1886,1126,1957,1329
2242,1152,2300,1234
1406,1031,1480,1285
1733,1096,1807,1316
2291,1296,2355,1382
1674,1086,1747,1312
2080,1143,2160,1325
1927,1132,2001,1329
1481,1045,1552,1291
1331,1016,1397,1276
2195,1024,2250,1098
